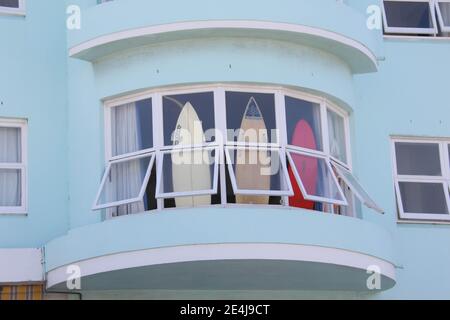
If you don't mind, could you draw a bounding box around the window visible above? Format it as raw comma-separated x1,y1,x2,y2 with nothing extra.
156,91,220,208
93,98,157,216
436,0,450,32
224,91,293,204
94,85,383,218
0,0,25,16
0,119,27,214
382,0,437,35
392,138,450,221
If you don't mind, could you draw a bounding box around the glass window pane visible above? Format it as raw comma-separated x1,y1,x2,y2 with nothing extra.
158,148,217,207
332,163,384,213
163,92,215,147
288,152,345,204
285,96,323,151
226,147,292,204
399,182,449,214
395,142,441,176
0,169,21,207
96,155,153,208
0,127,21,163
111,99,153,157
226,92,277,145
384,1,433,29
327,109,347,164
439,2,450,26
0,0,19,8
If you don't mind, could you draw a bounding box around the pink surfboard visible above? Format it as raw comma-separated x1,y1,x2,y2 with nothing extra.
288,120,318,210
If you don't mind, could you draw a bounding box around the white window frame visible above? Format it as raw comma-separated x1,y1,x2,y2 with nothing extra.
224,145,293,197
98,84,367,216
0,0,25,16
382,0,438,35
331,160,384,214
92,152,156,210
436,0,450,32
155,145,220,200
286,148,348,206
0,118,27,215
391,137,450,222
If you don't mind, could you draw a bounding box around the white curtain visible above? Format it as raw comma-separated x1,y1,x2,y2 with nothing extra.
0,127,21,207
110,103,145,216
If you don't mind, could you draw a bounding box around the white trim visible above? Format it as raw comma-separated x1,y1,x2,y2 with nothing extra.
46,243,396,289
0,248,43,283
224,146,294,197
69,20,378,68
382,0,438,35
286,149,348,206
0,0,25,16
0,118,27,215
391,137,450,222
332,161,384,214
92,152,156,210
155,146,220,199
436,0,450,32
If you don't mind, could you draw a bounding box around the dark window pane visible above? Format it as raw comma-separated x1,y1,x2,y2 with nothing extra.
163,92,215,146
399,182,449,214
384,1,433,28
285,96,323,151
395,142,441,176
0,0,19,8
226,92,277,145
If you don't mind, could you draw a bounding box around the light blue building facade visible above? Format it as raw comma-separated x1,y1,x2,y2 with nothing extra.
0,0,449,300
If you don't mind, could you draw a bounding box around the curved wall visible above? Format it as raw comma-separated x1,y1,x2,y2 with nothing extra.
68,0,380,69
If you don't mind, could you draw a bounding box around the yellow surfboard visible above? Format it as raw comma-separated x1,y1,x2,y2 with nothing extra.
235,97,271,204
171,102,211,208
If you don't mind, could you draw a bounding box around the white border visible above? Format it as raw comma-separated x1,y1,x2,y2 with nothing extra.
382,0,438,35
224,146,294,197
0,118,27,215
68,20,378,69
155,146,220,199
0,0,25,16
286,148,348,206
332,161,384,214
391,136,450,222
92,152,155,210
436,0,450,32
46,243,396,289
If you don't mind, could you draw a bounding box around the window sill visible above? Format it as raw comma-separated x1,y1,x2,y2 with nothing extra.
383,35,450,41
0,209,28,216
0,9,26,17
397,219,450,226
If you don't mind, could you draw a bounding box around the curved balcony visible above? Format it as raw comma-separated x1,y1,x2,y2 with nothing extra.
45,208,397,292
69,0,379,73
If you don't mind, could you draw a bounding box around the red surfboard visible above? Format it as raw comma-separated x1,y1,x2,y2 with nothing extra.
288,120,319,209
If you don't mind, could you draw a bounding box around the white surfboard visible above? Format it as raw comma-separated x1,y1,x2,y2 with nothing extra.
235,97,271,204
171,102,211,207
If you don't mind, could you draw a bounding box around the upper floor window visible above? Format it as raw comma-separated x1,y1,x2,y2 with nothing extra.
392,137,450,222
382,0,450,37
93,85,384,218
0,118,27,214
0,0,25,16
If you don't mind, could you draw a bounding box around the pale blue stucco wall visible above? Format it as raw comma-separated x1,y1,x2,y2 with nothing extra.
0,0,449,299
0,0,69,247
